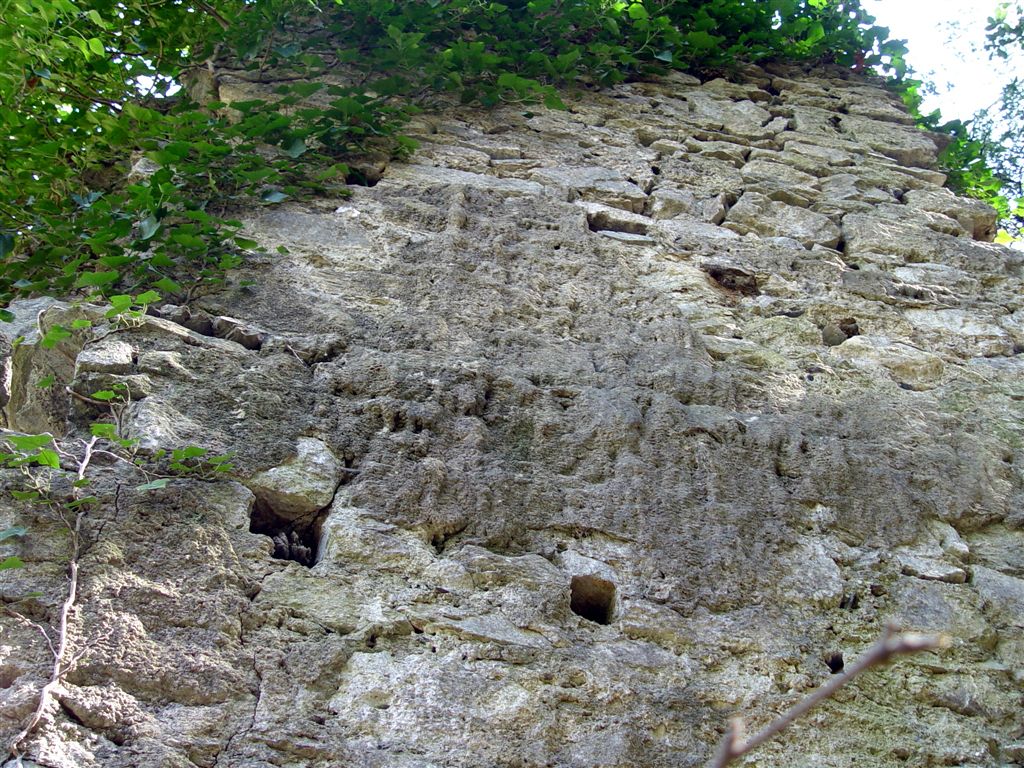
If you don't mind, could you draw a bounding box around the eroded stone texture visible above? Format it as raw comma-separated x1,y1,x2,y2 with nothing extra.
2,63,1023,768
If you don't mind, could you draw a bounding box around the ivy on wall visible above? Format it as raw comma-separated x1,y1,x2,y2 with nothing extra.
0,0,999,316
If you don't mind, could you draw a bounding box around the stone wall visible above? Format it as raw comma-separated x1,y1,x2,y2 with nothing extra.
2,62,1023,767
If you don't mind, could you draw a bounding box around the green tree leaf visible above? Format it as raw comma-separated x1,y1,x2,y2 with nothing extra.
283,138,308,158
40,325,71,348
627,3,649,20
35,448,61,468
136,479,170,491
6,434,54,453
139,215,161,241
75,271,120,288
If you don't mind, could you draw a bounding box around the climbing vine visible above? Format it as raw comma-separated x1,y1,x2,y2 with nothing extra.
1,0,915,318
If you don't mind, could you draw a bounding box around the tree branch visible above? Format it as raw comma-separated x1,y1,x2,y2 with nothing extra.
5,437,98,760
709,626,949,768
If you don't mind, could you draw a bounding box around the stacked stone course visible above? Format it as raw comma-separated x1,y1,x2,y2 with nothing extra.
2,63,1023,767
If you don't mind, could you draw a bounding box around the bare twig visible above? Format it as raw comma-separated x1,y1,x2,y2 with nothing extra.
195,1,230,30
3,611,56,659
6,437,98,759
65,387,114,407
709,626,949,768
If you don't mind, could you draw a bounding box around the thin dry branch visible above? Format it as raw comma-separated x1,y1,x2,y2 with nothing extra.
709,626,949,768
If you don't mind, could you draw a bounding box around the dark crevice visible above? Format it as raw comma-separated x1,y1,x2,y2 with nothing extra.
586,210,648,235
345,164,386,186
703,264,760,296
826,652,845,674
156,305,266,350
839,592,859,610
250,499,326,567
429,521,469,555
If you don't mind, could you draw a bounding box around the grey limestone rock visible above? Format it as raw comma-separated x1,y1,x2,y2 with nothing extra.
1,63,1021,768
723,191,842,248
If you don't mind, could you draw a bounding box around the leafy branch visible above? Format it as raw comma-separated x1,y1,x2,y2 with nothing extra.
1,0,914,317
3,435,97,760
0,416,232,759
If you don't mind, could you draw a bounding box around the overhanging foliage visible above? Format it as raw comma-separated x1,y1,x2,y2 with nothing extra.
0,0,1003,315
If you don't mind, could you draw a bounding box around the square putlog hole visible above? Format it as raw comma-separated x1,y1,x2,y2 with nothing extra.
570,574,616,625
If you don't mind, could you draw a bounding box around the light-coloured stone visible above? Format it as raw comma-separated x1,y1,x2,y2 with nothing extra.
3,63,1023,768
777,539,844,606
971,566,1024,626
653,216,740,249
247,437,340,517
966,525,1024,576
838,113,942,167
898,552,967,583
903,187,998,241
75,338,134,375
386,163,544,197
831,335,945,388
886,579,991,644
723,191,841,248
531,165,647,212
904,308,1014,358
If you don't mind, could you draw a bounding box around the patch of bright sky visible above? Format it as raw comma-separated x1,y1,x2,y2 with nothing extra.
861,0,1022,121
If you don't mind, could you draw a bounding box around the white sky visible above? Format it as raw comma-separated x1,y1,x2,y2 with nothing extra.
861,0,1021,120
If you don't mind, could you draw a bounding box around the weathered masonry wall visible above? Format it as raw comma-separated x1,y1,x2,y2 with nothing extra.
2,63,1023,767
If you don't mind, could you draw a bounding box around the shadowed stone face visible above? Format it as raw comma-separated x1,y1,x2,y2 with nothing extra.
2,62,1022,768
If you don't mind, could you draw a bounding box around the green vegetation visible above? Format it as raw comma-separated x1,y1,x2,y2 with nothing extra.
893,3,1023,242
975,2,1024,237
1,0,915,316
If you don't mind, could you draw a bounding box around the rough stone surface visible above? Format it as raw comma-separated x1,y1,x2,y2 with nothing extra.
2,64,1023,768
723,191,842,248
246,436,341,519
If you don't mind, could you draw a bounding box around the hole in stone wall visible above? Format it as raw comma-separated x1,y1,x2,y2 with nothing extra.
586,210,648,235
839,592,859,610
156,306,266,350
250,500,326,567
570,574,616,625
0,666,19,689
826,652,845,674
345,164,385,187
703,264,760,296
837,317,860,338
